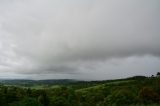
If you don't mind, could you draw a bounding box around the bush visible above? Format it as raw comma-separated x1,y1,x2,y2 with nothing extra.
105,88,136,105
139,86,160,103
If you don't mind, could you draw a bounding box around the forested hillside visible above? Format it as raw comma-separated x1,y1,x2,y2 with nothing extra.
0,76,160,106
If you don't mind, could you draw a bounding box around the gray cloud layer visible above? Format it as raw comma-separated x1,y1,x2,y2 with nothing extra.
0,0,160,80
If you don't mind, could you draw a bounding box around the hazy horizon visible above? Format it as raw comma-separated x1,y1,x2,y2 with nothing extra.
0,0,160,80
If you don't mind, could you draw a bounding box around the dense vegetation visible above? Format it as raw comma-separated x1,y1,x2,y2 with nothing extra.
0,76,160,106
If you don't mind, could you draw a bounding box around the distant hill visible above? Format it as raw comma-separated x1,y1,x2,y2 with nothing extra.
0,79,77,86
0,76,147,87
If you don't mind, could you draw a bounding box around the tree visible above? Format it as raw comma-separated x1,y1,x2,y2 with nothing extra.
38,91,49,106
26,88,32,96
50,96,67,106
22,98,39,106
157,72,160,76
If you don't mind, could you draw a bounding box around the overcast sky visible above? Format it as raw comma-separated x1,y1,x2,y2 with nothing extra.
0,0,160,80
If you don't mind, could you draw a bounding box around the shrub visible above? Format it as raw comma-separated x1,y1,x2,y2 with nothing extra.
105,88,136,105
139,86,160,103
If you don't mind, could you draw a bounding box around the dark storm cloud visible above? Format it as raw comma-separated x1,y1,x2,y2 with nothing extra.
0,0,160,79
